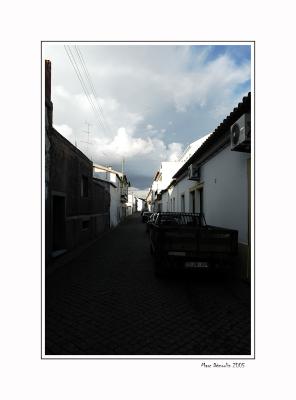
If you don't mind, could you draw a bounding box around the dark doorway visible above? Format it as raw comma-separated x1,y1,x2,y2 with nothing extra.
190,191,195,213
181,194,185,212
52,195,66,251
198,187,204,214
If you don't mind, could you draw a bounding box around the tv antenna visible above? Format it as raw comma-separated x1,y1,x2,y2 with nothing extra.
81,121,93,160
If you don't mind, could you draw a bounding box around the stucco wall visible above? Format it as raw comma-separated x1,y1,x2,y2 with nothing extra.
47,128,111,261
170,177,196,212
160,162,182,189
168,146,250,244
50,129,93,217
94,168,127,228
110,185,120,228
202,146,250,243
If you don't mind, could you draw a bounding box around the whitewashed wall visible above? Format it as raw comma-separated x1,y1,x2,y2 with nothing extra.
161,162,182,189
202,146,250,243
170,177,196,212
94,167,124,228
110,183,121,228
169,146,250,243
136,198,145,212
161,191,169,211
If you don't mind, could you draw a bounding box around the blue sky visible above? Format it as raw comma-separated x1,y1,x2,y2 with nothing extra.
43,43,251,189
201,45,251,64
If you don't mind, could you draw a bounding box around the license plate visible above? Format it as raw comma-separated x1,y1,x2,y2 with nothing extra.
168,251,186,256
185,261,208,268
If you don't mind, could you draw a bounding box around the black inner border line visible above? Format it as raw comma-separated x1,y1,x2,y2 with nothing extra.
41,40,255,360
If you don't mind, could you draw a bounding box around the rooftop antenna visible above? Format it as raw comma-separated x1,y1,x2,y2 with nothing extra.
81,121,93,160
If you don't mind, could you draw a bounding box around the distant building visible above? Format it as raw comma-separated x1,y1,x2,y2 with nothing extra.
150,161,182,212
134,197,147,212
93,164,129,228
145,188,153,211
126,192,136,215
45,60,110,265
148,137,211,213
126,188,149,214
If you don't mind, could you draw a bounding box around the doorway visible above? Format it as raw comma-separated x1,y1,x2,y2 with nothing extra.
198,187,204,215
190,191,195,213
181,194,185,212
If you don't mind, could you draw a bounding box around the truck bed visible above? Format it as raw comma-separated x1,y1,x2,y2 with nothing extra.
149,213,238,274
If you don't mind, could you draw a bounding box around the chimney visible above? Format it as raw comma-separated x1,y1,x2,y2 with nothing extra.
45,60,51,101
45,60,53,127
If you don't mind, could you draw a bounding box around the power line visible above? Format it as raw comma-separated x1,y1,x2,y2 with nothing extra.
74,46,112,136
65,45,106,134
74,47,109,134
64,45,107,135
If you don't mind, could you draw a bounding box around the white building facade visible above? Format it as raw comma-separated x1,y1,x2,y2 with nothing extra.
93,164,129,228
153,93,252,281
150,134,210,213
150,161,182,212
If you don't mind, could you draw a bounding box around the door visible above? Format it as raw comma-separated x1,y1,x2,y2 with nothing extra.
181,194,185,212
52,195,66,251
198,187,204,215
190,191,195,213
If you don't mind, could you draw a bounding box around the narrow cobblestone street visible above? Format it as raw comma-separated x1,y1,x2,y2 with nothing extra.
45,213,251,356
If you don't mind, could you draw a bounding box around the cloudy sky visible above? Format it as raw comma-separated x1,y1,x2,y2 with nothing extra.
43,43,251,189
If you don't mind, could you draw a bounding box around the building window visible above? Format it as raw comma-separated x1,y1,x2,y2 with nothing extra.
173,198,175,211
81,176,88,198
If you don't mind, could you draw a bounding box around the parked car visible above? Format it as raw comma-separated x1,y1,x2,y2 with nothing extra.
149,212,238,276
142,211,153,223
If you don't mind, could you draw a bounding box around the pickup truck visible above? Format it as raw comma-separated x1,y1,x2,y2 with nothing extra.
146,213,157,233
149,212,238,276
142,211,153,223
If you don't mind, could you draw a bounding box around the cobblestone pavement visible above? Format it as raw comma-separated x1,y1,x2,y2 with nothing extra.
45,213,251,356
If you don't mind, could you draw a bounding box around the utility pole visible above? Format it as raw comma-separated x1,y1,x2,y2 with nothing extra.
121,157,125,175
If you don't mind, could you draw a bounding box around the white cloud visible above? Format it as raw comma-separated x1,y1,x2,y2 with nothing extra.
50,45,250,123
44,44,251,188
171,55,250,113
53,123,73,139
55,85,70,98
167,142,183,161
91,126,183,168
